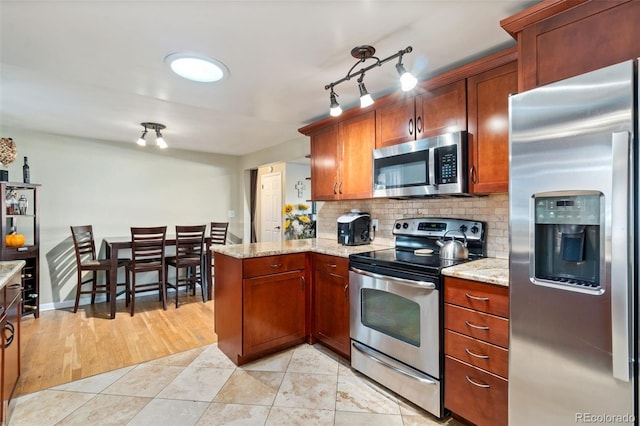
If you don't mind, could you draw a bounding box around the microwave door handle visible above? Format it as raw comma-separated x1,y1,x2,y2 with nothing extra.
611,130,632,382
429,147,436,187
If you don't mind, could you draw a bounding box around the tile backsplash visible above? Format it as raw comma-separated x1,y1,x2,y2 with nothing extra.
316,193,509,259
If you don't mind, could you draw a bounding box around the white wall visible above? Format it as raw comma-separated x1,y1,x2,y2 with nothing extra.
284,163,311,206
0,127,241,309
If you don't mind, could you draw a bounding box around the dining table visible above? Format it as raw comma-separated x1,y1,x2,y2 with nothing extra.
103,235,213,319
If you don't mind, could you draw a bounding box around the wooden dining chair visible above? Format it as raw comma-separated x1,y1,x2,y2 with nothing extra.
125,226,167,316
210,222,229,246
165,225,207,307
70,225,128,313
209,222,229,278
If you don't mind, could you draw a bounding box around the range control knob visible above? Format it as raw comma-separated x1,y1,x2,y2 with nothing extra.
403,222,409,229
470,225,479,234
459,225,468,233
395,222,402,230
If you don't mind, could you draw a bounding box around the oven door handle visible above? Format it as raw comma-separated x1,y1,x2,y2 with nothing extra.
352,341,437,385
350,267,436,290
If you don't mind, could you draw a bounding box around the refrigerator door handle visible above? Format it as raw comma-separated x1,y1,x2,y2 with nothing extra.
611,130,632,382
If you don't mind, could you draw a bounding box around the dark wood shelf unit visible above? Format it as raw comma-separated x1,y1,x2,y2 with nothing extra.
0,182,41,318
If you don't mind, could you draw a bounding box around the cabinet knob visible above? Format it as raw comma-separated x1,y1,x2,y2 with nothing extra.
470,165,477,184
408,118,414,135
416,116,423,134
333,182,338,195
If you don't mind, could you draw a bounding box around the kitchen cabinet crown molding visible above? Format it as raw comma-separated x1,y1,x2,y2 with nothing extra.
500,0,589,38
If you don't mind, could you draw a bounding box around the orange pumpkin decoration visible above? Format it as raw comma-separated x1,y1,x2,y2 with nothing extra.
5,233,25,248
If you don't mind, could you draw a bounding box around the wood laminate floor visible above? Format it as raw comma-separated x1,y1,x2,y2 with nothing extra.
16,291,216,396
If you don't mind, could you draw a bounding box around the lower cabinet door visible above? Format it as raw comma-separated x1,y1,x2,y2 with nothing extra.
314,265,350,358
445,356,507,426
243,270,306,355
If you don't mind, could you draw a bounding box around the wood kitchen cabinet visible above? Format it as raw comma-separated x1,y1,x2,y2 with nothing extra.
375,79,467,148
444,276,509,426
1,266,21,425
307,111,375,200
501,0,640,92
312,253,350,359
214,252,308,365
467,61,517,194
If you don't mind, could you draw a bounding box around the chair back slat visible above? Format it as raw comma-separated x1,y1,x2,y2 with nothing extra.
210,222,229,245
175,225,206,259
131,226,167,263
71,225,97,263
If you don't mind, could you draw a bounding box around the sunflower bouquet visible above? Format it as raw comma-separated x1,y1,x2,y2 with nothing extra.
282,203,314,240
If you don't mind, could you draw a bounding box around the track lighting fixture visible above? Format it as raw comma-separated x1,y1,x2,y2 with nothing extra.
137,122,168,149
324,45,415,116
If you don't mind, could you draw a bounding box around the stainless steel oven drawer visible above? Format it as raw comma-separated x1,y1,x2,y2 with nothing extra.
351,340,442,418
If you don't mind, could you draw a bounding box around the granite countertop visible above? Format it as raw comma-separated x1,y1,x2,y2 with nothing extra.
212,238,392,259
0,260,26,289
441,257,509,287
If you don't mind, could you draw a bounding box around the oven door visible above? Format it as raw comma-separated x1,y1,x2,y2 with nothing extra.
349,266,440,377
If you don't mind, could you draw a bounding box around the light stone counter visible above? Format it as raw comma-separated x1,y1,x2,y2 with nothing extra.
442,257,509,287
212,238,392,259
0,260,25,289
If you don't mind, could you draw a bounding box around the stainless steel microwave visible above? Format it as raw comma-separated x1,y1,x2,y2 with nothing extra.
372,131,468,198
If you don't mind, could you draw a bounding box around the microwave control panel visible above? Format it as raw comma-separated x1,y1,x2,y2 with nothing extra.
435,145,458,184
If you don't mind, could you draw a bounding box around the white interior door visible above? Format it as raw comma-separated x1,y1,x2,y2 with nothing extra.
260,172,282,242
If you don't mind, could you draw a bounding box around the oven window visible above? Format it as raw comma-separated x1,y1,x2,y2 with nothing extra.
361,288,420,347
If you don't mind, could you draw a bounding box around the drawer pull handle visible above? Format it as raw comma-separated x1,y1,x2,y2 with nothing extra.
328,263,337,269
465,375,490,388
465,320,490,331
465,293,490,302
270,263,283,268
465,348,490,359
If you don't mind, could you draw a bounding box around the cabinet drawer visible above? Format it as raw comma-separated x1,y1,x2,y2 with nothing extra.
314,253,348,276
444,277,509,317
445,356,507,426
445,330,508,378
445,303,509,348
243,254,306,278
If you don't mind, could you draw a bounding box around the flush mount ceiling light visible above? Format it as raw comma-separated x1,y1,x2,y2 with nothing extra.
165,52,228,83
325,45,416,117
137,122,168,149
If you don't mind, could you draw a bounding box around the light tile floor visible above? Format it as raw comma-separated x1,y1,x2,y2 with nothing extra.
9,343,462,425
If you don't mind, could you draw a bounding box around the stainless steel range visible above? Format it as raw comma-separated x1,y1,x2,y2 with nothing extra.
349,217,486,418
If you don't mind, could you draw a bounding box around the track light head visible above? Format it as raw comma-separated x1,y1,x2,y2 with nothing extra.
396,62,418,91
329,89,342,117
137,127,147,146
357,75,374,108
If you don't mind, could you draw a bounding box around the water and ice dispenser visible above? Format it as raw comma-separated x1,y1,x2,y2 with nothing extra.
533,193,601,290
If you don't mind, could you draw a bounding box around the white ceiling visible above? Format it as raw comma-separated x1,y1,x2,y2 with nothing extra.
0,0,534,156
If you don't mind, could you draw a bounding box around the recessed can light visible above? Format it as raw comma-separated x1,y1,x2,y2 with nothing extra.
165,52,229,82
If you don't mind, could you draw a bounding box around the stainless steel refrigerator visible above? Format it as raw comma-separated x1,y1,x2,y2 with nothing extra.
509,60,637,425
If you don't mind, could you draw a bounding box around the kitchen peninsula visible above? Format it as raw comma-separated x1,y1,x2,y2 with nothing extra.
212,238,391,365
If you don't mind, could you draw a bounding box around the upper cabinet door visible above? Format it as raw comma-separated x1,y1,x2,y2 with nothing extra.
467,61,517,194
338,111,375,199
376,80,467,149
418,79,467,139
310,125,340,201
375,96,416,148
